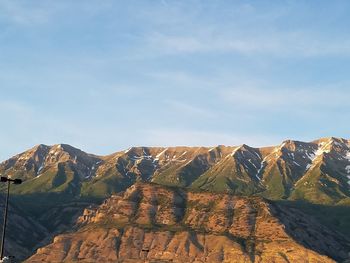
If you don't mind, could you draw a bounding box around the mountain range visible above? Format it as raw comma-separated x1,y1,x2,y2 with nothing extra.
1,137,350,262
2,137,350,204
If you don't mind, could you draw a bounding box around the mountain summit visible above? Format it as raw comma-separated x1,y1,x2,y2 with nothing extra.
1,137,350,261
1,137,350,205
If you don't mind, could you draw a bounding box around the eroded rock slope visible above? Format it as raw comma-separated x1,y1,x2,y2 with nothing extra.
27,183,350,263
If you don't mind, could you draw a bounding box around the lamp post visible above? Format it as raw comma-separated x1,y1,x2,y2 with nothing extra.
0,176,22,260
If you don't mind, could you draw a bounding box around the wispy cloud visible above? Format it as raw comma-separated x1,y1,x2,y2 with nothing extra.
143,128,281,148
147,32,271,54
146,70,212,91
148,31,350,57
141,2,350,58
0,1,349,161
0,0,114,28
0,0,51,26
220,85,349,112
165,100,216,118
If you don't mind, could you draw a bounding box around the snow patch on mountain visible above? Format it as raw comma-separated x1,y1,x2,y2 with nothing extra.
346,165,350,174
345,151,350,161
252,151,260,159
334,141,343,147
124,148,131,153
155,148,168,160
230,147,240,157
254,161,266,181
37,163,44,174
248,159,257,169
304,141,333,170
293,161,301,167
306,152,315,160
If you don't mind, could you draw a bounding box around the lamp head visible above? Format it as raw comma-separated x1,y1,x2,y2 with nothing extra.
13,179,22,185
0,177,8,183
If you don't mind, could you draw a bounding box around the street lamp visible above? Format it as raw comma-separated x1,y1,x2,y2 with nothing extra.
0,176,22,260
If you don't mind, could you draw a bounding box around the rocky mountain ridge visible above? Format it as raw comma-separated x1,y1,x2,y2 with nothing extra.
26,183,350,262
1,137,350,204
2,137,350,261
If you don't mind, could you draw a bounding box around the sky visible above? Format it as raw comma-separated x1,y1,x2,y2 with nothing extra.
0,0,350,161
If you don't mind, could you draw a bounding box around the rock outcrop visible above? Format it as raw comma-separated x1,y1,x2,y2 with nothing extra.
26,183,350,262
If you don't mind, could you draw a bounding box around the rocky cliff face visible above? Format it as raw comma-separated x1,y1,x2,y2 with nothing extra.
2,138,350,261
2,137,350,205
26,183,350,263
0,144,102,181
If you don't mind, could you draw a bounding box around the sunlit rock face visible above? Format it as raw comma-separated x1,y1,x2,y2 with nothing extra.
27,183,349,263
2,138,350,261
3,137,350,205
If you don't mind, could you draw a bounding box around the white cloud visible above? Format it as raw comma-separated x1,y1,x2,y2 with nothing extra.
0,1,349,161
0,0,50,26
0,0,113,27
220,85,348,111
143,128,281,148
148,32,273,54
165,100,216,118
146,70,211,90
148,31,350,57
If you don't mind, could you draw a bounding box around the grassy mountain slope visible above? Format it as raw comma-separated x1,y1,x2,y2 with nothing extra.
2,137,350,261
2,137,350,205
26,183,350,263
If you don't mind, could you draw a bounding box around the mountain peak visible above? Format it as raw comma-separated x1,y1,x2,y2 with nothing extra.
315,136,348,145
32,143,49,150
0,143,102,181
2,137,350,205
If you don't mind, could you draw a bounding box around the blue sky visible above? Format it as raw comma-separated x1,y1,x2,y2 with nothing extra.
0,0,350,160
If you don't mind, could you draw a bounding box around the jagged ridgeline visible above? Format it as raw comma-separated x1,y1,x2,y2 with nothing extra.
1,137,350,205
1,138,350,261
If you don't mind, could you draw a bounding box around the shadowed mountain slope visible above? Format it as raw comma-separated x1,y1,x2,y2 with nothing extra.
2,137,350,205
0,195,48,261
26,183,350,263
2,138,350,261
